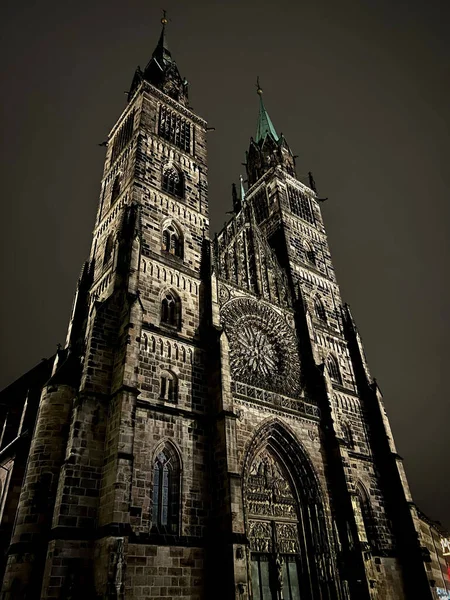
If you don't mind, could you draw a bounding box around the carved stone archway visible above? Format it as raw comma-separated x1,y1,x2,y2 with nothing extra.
243,421,339,600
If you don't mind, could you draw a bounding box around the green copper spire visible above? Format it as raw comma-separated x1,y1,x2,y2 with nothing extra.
255,78,279,143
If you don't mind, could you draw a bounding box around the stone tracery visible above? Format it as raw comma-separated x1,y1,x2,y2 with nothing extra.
221,297,301,396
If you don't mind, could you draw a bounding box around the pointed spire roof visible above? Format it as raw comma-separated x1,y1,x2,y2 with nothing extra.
129,11,189,106
149,11,172,68
255,78,279,144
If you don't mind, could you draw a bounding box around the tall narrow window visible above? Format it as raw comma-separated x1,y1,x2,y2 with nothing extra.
110,175,121,205
152,445,180,533
252,188,269,224
327,354,342,385
351,495,369,544
103,234,114,266
356,483,377,550
160,370,178,402
162,223,183,258
314,297,327,322
162,166,184,198
110,110,135,165
341,422,354,448
303,240,316,265
161,290,181,329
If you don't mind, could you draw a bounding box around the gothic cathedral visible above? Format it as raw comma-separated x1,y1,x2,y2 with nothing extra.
0,16,437,600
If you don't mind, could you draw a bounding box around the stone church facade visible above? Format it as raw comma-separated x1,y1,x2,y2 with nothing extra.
0,16,440,600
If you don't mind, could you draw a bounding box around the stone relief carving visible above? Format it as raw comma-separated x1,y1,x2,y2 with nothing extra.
246,449,300,555
248,520,272,553
221,297,301,396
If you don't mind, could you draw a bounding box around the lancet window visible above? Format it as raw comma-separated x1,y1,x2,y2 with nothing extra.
314,297,327,322
110,175,121,205
352,483,377,550
303,240,316,265
162,166,184,198
152,445,180,533
103,234,114,266
162,223,183,258
161,290,181,329
158,106,191,153
327,354,342,385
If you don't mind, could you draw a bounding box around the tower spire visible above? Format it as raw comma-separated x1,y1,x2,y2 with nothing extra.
128,10,189,106
151,10,172,67
255,77,279,143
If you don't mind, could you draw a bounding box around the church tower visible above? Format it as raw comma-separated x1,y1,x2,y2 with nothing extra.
0,16,437,600
1,15,212,600
211,82,435,600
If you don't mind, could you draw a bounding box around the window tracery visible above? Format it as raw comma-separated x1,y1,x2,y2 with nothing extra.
152,444,180,533
327,354,342,385
220,298,301,396
158,106,191,153
303,240,316,265
162,166,184,198
161,290,181,329
162,222,183,258
288,186,314,225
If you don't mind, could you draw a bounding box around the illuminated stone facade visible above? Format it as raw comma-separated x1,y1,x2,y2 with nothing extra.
0,17,443,600
417,510,450,599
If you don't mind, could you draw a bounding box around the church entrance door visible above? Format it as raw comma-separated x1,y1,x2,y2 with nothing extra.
246,449,306,600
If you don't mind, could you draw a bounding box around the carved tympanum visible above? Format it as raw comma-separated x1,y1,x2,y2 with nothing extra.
246,449,300,554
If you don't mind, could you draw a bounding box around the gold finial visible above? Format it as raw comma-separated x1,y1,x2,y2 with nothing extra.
161,9,168,25
256,76,263,95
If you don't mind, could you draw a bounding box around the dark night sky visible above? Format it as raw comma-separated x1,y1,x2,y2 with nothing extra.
1,1,449,528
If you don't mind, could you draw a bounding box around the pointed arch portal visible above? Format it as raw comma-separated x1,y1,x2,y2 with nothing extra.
244,422,338,600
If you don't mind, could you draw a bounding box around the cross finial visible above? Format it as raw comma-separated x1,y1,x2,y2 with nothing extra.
256,76,263,95
161,9,168,25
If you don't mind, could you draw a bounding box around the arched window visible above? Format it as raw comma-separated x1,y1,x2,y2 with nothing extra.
341,421,354,448
161,290,181,329
352,483,377,550
152,444,180,533
103,234,114,266
160,370,178,402
162,223,183,258
327,354,342,385
110,175,121,204
314,297,327,322
304,240,316,265
162,166,184,198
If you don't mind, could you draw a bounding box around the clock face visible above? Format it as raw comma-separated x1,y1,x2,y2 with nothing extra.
221,297,301,396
